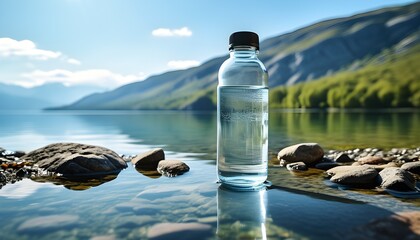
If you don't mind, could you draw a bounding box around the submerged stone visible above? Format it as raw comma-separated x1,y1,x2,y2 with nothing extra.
349,211,420,239
21,143,127,176
17,214,79,233
147,222,212,240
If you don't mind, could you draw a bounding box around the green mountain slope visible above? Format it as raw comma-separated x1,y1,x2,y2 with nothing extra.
58,2,420,110
270,45,420,108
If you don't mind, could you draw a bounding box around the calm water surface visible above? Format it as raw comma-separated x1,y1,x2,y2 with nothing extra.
0,110,419,239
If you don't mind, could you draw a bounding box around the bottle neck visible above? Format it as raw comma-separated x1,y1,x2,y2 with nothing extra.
229,46,258,58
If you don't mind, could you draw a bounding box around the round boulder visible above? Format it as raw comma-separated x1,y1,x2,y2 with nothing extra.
377,167,416,192
132,148,165,170
277,143,324,165
157,160,190,177
21,143,127,176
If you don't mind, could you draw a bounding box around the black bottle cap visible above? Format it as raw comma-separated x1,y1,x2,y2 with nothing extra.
229,31,259,50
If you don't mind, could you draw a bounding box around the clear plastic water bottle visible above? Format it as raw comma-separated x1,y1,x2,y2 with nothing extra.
217,31,268,189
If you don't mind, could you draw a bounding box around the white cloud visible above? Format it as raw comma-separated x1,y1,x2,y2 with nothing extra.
152,27,192,37
0,38,61,60
20,69,146,88
67,58,81,65
167,60,200,70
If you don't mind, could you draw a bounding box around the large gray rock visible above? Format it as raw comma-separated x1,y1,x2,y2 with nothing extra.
401,161,420,175
21,143,127,176
327,166,378,186
157,160,190,177
147,222,212,240
277,143,324,164
132,148,165,170
377,167,416,191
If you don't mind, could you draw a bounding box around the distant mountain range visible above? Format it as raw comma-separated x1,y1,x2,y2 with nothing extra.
0,83,106,109
44,2,420,109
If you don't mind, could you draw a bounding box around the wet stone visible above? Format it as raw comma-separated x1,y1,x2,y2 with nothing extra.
157,160,190,177
377,167,416,192
334,153,353,163
327,166,378,186
363,162,399,171
401,162,420,175
132,148,165,170
399,155,419,163
277,143,324,165
16,168,27,178
21,143,127,176
286,162,308,171
358,156,386,165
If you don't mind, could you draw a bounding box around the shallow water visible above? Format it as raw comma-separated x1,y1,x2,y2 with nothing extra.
0,110,419,239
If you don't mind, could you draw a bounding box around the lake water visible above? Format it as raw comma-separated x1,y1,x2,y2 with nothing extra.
0,110,419,239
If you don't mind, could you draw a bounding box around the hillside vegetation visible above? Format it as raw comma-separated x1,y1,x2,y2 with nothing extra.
56,2,420,110
269,45,420,108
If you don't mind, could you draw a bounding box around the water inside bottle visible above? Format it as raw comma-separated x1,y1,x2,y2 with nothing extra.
217,85,268,188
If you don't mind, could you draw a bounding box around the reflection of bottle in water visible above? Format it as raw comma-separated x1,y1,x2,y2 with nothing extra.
217,186,267,239
217,31,268,188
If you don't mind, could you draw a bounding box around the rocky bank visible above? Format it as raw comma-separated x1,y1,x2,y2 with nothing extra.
0,143,190,190
277,143,420,197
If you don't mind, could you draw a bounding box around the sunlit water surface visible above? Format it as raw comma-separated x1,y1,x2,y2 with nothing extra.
0,110,419,239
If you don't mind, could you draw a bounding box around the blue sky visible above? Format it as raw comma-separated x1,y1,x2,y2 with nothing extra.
0,0,417,89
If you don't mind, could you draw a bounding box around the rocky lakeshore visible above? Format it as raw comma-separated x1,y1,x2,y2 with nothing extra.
277,143,420,198
1,142,419,199
0,143,190,190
